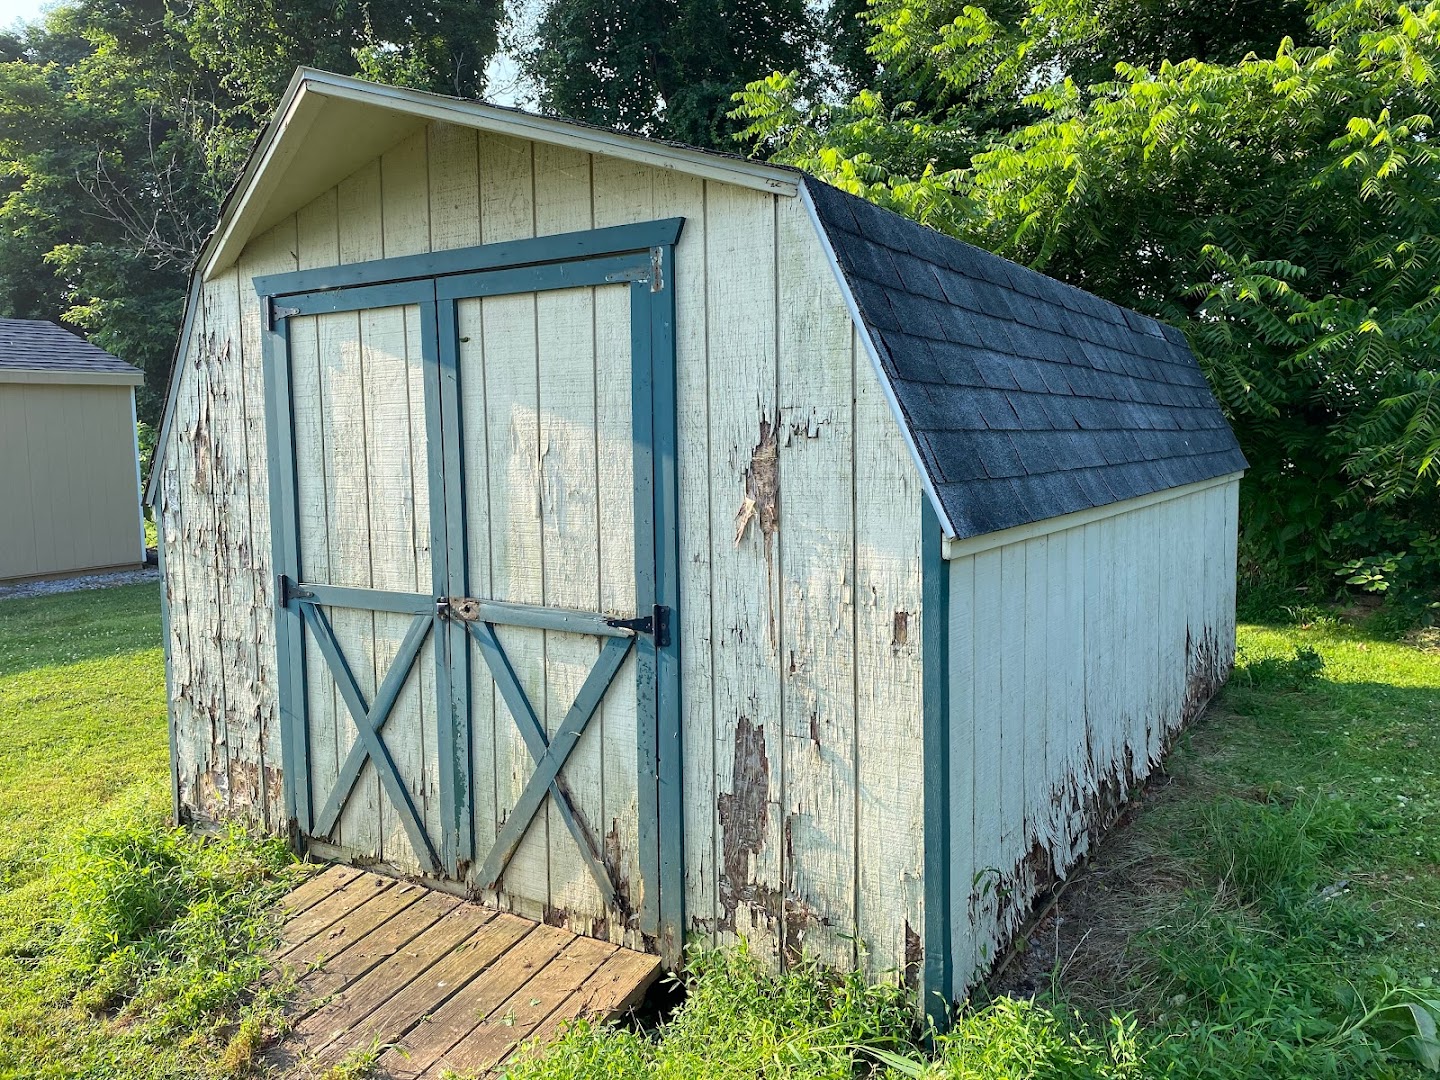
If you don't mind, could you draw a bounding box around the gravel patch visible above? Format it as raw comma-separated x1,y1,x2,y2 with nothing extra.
0,565,160,601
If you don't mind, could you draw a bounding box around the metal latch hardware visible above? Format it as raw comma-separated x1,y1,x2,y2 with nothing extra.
605,604,671,647
439,596,482,622
277,574,313,607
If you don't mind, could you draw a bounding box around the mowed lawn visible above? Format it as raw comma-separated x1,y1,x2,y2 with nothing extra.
0,584,1437,1079
0,586,301,1080
0,585,170,878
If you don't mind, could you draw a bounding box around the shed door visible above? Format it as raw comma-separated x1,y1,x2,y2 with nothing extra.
447,282,650,939
262,229,683,955
280,293,448,878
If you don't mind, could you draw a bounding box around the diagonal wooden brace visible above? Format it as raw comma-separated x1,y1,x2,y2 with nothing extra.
301,604,442,873
470,624,633,902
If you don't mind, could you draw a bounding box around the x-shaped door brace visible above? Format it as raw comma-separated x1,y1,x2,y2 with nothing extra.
298,598,637,903
300,604,442,874
468,621,635,907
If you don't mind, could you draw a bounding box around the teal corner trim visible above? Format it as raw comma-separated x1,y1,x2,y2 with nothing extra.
261,309,312,838
629,278,662,946
649,250,685,965
157,518,181,825
921,498,952,1030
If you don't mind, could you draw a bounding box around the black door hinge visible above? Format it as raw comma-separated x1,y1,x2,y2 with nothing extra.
605,604,671,647
277,573,312,607
266,297,300,332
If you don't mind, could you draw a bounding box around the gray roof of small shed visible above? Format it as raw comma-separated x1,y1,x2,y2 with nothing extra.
0,318,142,379
803,179,1246,540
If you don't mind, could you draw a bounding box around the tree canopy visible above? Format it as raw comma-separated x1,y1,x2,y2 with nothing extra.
0,0,506,423
737,0,1440,590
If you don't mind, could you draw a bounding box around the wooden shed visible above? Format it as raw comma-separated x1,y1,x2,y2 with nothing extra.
0,319,146,582
146,69,1246,1015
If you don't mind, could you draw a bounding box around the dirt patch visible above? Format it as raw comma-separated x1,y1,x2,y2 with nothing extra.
987,707,1238,1009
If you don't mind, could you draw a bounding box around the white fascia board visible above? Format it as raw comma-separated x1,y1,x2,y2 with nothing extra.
940,471,1246,561
301,72,798,195
0,368,145,386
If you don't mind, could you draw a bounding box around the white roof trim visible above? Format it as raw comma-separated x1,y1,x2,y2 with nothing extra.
0,367,144,387
940,471,1245,560
796,178,958,540
203,68,798,279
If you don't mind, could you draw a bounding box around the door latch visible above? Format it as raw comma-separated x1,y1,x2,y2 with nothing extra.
605,605,671,647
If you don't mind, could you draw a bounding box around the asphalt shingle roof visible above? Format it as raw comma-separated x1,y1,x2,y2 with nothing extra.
805,178,1247,540
0,318,140,377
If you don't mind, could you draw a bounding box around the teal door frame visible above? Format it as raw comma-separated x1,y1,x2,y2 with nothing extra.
257,218,686,958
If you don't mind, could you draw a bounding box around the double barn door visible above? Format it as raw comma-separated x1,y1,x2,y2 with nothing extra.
259,222,684,955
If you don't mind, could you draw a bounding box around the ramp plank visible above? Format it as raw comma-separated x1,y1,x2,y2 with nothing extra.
269,871,659,1077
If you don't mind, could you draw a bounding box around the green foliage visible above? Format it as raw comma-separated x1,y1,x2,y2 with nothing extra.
183,0,502,115
504,944,919,1079
737,0,1440,593
1236,643,1327,688
0,584,305,1078
925,1000,1146,1078
521,0,821,148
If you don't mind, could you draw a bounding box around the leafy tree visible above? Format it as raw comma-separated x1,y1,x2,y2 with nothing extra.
0,1,221,420
738,0,1440,588
181,0,504,123
0,0,508,426
521,0,820,147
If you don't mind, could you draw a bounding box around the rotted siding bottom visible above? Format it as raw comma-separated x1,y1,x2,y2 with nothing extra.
944,477,1239,998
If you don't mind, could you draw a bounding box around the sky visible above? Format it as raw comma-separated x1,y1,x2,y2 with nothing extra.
0,0,47,28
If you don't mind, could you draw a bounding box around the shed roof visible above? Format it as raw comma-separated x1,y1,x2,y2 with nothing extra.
0,318,144,386
802,179,1246,540
145,71,1245,536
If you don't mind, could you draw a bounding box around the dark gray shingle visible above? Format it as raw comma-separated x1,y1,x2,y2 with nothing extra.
805,178,1247,539
0,318,139,377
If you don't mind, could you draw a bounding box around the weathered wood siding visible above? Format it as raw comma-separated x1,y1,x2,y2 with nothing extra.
946,477,1239,993
156,122,926,981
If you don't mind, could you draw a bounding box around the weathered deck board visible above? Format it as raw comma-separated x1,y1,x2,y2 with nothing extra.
276,871,660,1078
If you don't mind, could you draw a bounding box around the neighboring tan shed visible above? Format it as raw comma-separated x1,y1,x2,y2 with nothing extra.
0,318,146,582
146,69,1246,1019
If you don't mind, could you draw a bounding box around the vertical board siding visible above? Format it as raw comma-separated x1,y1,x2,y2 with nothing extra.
157,123,927,983
237,221,298,828
776,196,857,969
0,381,143,581
704,181,784,964
947,479,1240,997
853,322,926,989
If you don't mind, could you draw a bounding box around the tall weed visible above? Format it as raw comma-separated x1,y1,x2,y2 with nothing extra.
0,810,304,1076
505,944,918,1080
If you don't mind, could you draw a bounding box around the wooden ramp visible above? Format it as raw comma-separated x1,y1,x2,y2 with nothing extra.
270,866,662,1079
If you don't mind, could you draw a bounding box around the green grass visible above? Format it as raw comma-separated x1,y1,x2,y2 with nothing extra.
505,614,1440,1080
0,585,304,1079
3,587,1439,1079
